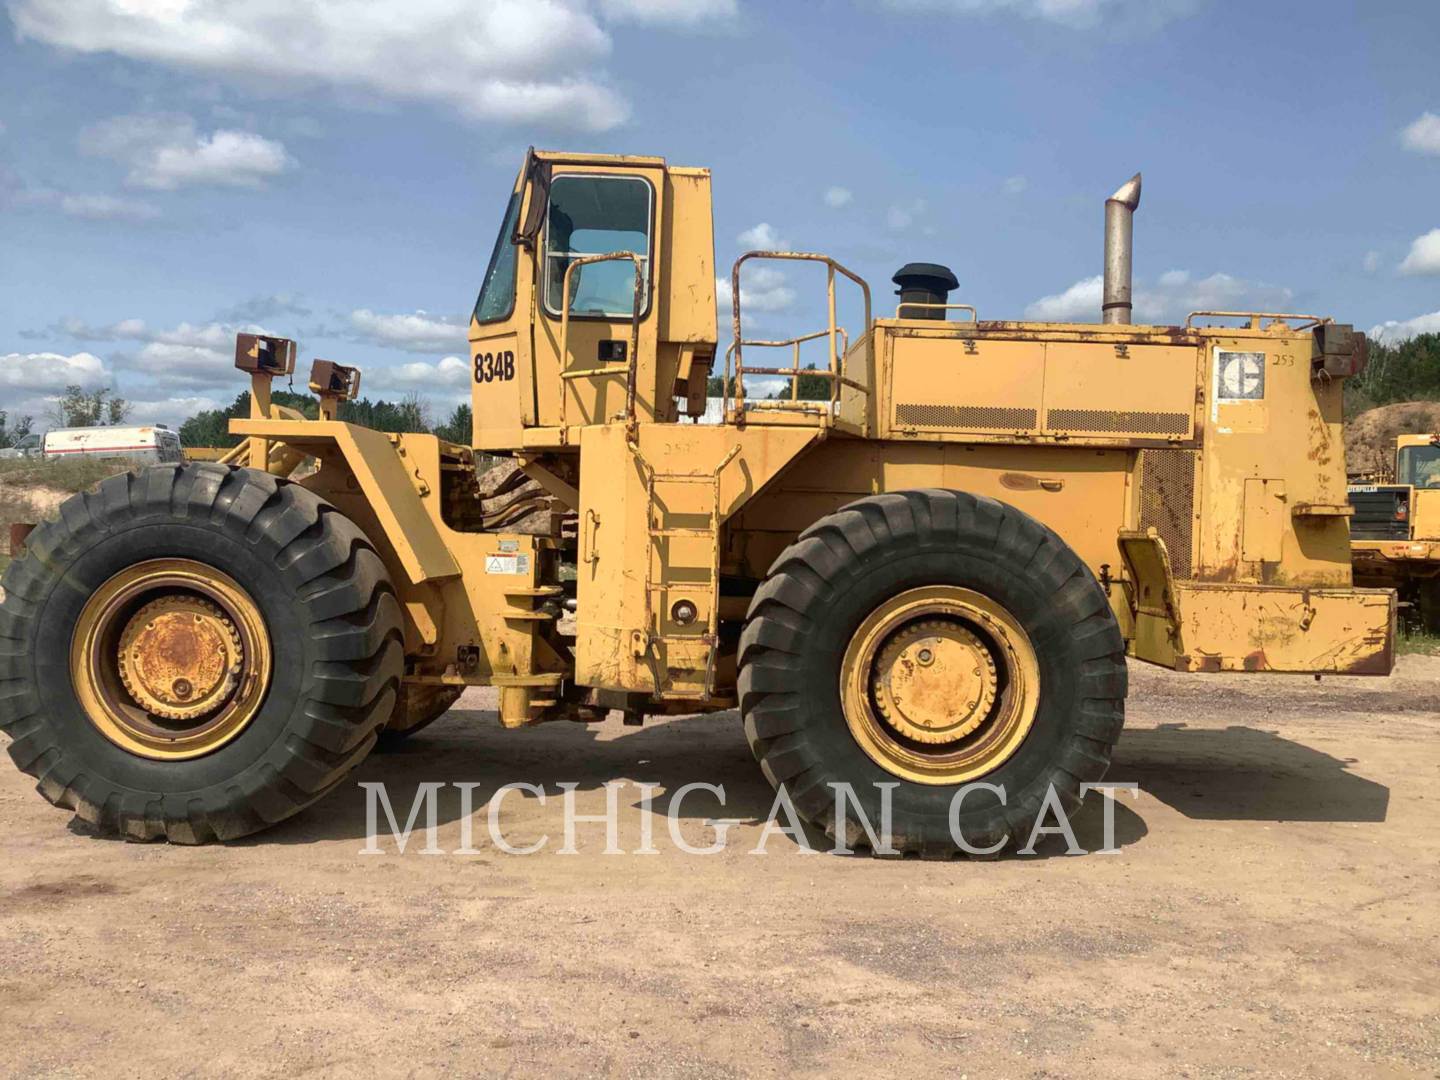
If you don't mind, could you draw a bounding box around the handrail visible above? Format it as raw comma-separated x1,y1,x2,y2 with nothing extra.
729,251,872,421
1185,310,1330,331
721,327,851,404
558,251,645,430
893,301,978,322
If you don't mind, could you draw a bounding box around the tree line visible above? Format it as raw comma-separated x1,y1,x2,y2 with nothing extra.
178,392,473,447
1344,332,1440,417
1,387,472,449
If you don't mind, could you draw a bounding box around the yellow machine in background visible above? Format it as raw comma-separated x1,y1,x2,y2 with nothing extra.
1350,433,1440,631
0,149,1392,852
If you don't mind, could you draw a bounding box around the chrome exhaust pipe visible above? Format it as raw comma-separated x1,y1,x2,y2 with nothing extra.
1102,173,1142,324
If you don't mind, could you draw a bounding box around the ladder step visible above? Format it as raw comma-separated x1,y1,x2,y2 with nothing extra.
649,527,714,538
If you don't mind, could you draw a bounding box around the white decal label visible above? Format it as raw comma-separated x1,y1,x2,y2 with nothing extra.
1216,350,1266,400
484,554,530,575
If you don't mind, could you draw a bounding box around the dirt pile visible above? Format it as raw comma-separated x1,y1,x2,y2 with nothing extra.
1344,401,1440,478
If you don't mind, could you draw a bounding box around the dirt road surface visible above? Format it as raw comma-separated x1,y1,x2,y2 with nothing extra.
2,659,1438,1077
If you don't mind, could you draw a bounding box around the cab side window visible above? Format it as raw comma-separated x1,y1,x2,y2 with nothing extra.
543,175,652,319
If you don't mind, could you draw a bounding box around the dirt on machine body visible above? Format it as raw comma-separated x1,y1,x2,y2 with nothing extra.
0,149,1391,852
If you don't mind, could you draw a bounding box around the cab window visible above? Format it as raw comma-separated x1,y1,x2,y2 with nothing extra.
1398,444,1440,488
474,192,522,324
542,175,651,319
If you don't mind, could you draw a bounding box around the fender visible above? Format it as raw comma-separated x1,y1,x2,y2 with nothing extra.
229,418,460,584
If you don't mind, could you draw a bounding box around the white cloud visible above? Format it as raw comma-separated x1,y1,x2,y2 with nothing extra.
15,185,162,221
886,198,926,230
1400,111,1440,156
1024,270,1294,324
1362,250,1381,274
1002,175,1028,195
1025,275,1103,321
124,342,233,387
1369,310,1440,346
61,317,249,350
12,0,629,132
367,355,473,392
56,192,161,220
56,317,270,389
365,356,473,414
349,309,469,353
737,222,786,249
127,394,224,427
80,113,292,190
600,0,738,26
1398,228,1440,276
716,265,795,314
876,0,1194,30
0,351,110,393
823,186,853,209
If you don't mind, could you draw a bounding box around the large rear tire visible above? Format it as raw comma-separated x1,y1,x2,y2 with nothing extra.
738,489,1126,857
377,684,464,748
0,464,404,842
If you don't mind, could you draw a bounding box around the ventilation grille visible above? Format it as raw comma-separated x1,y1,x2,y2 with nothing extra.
1047,408,1190,435
1138,449,1195,579
895,403,1037,430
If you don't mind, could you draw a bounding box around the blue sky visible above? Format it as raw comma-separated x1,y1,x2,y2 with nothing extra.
2,0,1438,429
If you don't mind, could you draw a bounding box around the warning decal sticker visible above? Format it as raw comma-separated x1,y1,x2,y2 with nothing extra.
484,554,531,575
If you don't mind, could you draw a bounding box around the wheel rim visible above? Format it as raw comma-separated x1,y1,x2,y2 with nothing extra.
69,559,273,760
839,586,1040,785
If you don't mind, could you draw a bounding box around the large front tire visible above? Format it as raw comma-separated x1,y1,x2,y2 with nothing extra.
738,490,1126,857
0,464,404,842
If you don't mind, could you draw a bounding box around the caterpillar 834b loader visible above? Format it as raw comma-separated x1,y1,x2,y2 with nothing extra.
0,150,1392,853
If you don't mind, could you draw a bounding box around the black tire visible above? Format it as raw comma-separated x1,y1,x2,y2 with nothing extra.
0,464,404,843
738,489,1126,857
376,684,463,748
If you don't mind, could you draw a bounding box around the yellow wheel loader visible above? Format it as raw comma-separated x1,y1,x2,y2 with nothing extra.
0,150,1393,853
1349,433,1440,632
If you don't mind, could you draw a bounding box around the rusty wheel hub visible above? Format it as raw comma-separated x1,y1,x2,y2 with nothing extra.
839,586,1041,785
117,596,244,722
70,559,273,761
871,619,998,745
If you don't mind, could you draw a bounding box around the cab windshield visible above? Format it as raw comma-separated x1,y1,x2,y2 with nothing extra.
1398,444,1440,488
473,192,522,324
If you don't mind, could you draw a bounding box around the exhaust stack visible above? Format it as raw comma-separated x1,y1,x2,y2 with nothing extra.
1102,173,1142,324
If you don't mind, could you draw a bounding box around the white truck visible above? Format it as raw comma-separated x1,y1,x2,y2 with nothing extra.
41,425,182,464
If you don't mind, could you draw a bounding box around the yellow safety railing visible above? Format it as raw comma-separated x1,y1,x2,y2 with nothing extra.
893,301,978,322
1185,310,1330,331
558,251,645,429
722,327,849,407
727,251,872,422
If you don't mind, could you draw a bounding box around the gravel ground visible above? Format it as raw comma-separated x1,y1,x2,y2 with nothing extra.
1,657,1437,1078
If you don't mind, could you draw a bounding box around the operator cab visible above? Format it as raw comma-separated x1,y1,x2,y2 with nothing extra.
468,150,717,450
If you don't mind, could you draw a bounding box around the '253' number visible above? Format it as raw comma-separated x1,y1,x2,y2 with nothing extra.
474,350,515,384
